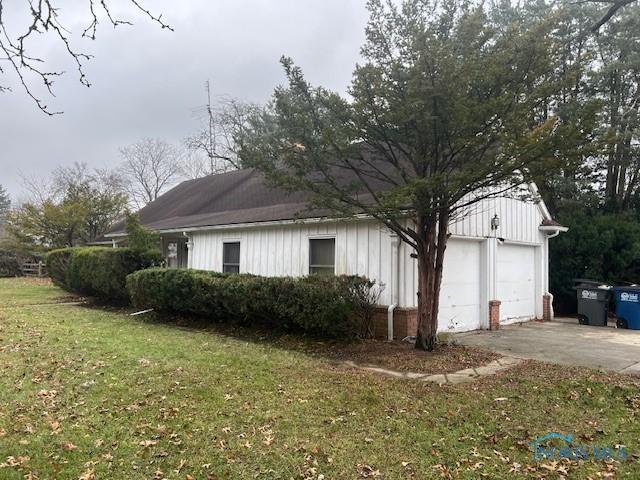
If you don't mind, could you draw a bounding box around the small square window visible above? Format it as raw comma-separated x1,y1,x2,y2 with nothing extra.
223,242,240,273
309,238,335,275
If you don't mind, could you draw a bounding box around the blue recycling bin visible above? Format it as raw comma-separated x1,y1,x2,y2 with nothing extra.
613,287,640,330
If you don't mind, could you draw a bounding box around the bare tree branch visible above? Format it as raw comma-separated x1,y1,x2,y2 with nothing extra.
119,138,182,208
590,0,638,31
0,0,172,114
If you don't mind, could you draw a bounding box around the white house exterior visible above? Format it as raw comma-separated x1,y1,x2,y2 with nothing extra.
105,169,565,337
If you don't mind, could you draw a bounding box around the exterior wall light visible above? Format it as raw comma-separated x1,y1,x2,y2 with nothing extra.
491,214,500,231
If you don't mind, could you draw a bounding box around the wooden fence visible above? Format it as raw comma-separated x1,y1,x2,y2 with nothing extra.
21,261,47,278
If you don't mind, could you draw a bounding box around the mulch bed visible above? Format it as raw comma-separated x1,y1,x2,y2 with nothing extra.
312,339,502,374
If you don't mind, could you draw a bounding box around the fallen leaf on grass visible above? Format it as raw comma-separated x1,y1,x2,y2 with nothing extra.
0,456,30,468
61,442,77,451
79,468,95,480
357,464,381,478
139,440,158,448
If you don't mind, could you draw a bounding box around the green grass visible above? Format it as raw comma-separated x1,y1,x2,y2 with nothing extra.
0,278,72,306
0,280,639,479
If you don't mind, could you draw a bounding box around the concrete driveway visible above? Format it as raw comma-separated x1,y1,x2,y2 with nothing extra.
455,320,640,375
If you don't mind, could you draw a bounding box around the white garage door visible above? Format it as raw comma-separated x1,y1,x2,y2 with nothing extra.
497,243,537,324
438,240,482,332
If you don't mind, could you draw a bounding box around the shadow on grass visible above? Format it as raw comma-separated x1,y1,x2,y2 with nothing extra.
76,301,501,375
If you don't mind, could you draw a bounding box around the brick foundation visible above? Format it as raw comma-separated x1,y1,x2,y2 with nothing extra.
542,294,552,322
489,300,501,330
371,306,418,340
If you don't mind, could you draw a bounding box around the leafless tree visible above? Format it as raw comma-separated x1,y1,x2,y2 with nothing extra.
179,151,211,180
185,83,259,175
120,138,182,207
20,161,127,205
0,1,171,115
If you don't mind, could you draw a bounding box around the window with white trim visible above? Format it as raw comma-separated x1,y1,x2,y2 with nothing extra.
223,242,240,273
309,238,335,275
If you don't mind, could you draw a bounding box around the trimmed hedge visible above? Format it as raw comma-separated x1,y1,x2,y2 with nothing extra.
47,247,162,303
126,268,379,338
47,248,73,287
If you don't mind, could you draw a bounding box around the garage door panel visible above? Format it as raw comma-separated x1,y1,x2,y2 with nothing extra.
497,243,536,323
438,240,481,332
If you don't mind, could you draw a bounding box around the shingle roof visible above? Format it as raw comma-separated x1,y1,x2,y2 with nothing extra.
106,168,323,235
105,165,561,236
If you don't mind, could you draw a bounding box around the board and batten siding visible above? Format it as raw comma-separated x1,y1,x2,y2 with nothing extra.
188,195,546,316
190,220,396,305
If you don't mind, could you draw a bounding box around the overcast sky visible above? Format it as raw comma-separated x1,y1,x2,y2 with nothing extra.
0,0,369,200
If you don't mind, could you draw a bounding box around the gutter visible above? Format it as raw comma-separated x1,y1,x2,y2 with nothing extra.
539,225,569,238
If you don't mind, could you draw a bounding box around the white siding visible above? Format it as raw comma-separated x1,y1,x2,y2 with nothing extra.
190,220,396,305
186,194,547,331
449,195,543,244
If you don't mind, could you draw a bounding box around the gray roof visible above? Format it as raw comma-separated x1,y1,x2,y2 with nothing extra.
105,164,560,237
107,168,326,235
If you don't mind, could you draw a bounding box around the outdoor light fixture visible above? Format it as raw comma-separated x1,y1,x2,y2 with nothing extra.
491,214,500,230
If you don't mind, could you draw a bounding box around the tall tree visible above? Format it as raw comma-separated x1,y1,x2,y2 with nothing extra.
185,90,259,176
0,1,171,114
497,0,604,216
240,0,579,351
0,184,10,223
594,8,640,211
119,138,182,207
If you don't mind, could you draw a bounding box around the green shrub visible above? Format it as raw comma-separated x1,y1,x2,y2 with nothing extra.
126,269,379,338
550,210,640,313
0,249,21,277
47,247,162,303
47,248,74,286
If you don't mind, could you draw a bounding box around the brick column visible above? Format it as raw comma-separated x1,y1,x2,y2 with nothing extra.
542,294,552,322
489,300,501,330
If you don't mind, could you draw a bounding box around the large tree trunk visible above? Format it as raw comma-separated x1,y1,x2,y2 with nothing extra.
414,209,450,351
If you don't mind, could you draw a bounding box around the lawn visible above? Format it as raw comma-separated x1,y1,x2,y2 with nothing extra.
0,280,639,479
0,277,77,307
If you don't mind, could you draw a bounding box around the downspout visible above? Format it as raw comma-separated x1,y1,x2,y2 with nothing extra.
183,231,192,269
540,227,567,320
388,235,400,341
529,182,552,221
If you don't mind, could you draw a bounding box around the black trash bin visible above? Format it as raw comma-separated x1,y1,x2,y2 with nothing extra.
574,280,611,326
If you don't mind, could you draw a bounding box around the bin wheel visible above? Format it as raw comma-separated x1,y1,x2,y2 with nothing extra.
617,317,629,329
578,315,589,325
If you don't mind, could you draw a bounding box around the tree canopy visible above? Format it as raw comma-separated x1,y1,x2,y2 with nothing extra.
240,0,583,350
5,163,127,252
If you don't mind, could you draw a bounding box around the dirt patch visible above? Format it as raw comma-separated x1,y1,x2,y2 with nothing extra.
315,340,501,374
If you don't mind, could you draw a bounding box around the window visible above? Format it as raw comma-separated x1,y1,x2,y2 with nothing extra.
309,238,335,275
223,242,240,273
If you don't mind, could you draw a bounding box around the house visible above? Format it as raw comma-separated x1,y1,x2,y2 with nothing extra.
104,168,566,338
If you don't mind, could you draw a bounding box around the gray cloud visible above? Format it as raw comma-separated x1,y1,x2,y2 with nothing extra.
0,0,368,200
